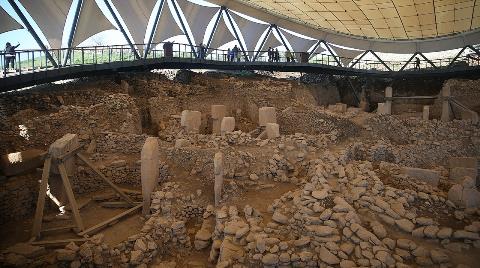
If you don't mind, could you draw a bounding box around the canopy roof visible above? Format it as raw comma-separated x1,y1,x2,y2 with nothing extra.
233,0,480,40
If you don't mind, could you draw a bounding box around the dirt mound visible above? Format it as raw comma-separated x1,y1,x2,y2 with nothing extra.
278,106,360,139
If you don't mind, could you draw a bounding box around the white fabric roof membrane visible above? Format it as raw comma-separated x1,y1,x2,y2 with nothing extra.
18,0,71,48
261,29,283,51
279,28,317,53
111,0,156,54
153,0,184,45
309,43,326,58
0,5,23,35
329,44,364,67
229,11,269,57
176,0,219,45
72,0,116,47
209,15,236,51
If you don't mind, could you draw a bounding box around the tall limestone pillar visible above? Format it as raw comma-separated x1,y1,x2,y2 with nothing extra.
385,86,393,115
141,137,159,215
441,84,452,122
214,152,224,206
211,105,226,134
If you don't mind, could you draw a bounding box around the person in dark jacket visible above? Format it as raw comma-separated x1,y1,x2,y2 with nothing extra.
4,42,20,73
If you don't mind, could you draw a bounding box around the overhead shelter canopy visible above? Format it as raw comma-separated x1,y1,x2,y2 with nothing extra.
111,0,157,54
229,11,269,57
329,44,364,67
0,5,22,34
209,0,480,53
229,0,480,40
208,14,236,51
279,28,317,53
176,0,219,45
152,0,184,45
18,0,72,49
72,0,116,47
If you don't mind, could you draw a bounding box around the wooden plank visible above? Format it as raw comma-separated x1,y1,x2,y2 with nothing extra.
118,187,141,195
78,204,141,236
41,225,76,233
76,153,134,205
52,144,84,163
92,192,116,201
31,157,51,239
65,198,91,211
31,238,91,247
58,163,84,232
100,201,141,208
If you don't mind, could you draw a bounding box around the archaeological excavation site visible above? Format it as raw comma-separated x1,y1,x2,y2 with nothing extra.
0,70,479,268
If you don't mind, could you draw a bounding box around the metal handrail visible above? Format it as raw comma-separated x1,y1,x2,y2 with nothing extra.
1,42,479,78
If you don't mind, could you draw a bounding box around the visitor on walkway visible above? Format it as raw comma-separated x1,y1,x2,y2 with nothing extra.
197,43,206,59
415,57,420,70
226,48,231,62
232,45,240,62
267,47,273,62
285,50,293,62
274,48,280,62
4,42,20,74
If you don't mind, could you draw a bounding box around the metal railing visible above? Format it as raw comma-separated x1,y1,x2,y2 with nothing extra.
1,42,479,79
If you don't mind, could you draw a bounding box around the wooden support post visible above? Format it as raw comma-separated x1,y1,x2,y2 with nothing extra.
58,163,84,232
76,152,134,206
78,204,141,236
31,157,52,239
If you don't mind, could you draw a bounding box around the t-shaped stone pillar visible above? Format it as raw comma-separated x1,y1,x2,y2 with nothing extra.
211,105,226,134
441,84,452,122
214,152,224,207
258,107,276,127
48,133,80,210
181,110,202,133
220,117,235,135
141,137,159,215
384,86,392,115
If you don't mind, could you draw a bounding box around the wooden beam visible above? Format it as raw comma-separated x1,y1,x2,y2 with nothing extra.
41,225,76,234
78,204,141,236
53,145,84,163
58,163,84,232
100,201,141,208
31,238,91,247
76,153,135,206
31,157,52,240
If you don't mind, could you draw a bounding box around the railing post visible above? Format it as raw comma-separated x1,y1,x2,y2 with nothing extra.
18,52,21,75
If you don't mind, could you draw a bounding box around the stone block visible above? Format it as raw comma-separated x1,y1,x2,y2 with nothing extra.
450,167,477,184
180,110,201,133
0,149,46,176
401,167,440,187
422,106,430,120
377,103,388,115
336,103,347,113
266,123,280,139
174,139,190,148
221,117,235,135
49,133,79,175
214,152,224,206
449,157,477,169
461,110,479,124
211,105,226,120
258,107,276,126
385,87,393,98
141,137,159,215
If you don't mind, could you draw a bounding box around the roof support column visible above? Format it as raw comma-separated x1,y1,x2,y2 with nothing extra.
145,0,165,59
63,0,83,66
206,9,223,50
320,40,341,67
308,40,321,60
224,7,248,62
7,0,58,68
103,0,140,60
273,25,290,52
171,0,197,58
253,26,272,61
